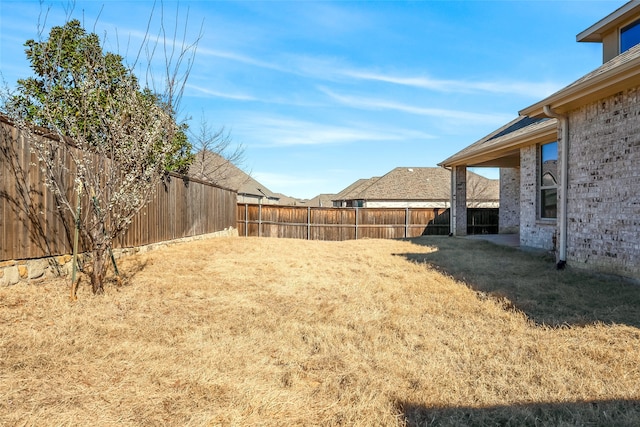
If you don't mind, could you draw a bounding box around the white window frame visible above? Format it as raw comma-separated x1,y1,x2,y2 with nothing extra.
539,141,558,220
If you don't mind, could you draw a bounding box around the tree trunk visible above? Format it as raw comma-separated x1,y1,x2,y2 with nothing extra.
90,245,107,294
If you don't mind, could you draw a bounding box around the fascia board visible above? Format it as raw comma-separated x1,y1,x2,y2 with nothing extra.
439,120,557,167
576,1,640,42
520,56,640,117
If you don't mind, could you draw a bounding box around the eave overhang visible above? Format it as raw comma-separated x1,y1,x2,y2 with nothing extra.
520,46,640,118
439,119,557,168
577,1,640,43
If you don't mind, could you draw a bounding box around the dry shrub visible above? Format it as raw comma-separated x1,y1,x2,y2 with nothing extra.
1,236,639,426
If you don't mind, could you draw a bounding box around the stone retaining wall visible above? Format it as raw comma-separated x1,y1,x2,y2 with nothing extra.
0,227,238,286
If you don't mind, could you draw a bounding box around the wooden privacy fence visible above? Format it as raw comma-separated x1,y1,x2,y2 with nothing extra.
237,204,498,240
0,117,237,262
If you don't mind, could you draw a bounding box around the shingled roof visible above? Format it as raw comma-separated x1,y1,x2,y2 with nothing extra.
333,178,379,201
441,36,640,169
334,167,499,202
520,43,640,117
439,117,557,168
300,193,337,207
189,150,279,200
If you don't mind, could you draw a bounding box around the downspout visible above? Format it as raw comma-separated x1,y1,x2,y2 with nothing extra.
542,105,568,267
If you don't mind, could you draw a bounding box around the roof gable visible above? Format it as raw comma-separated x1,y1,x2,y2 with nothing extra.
357,167,451,200
334,167,499,202
334,178,379,200
189,150,278,199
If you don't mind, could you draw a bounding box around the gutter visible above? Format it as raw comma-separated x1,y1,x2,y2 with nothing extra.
542,105,568,268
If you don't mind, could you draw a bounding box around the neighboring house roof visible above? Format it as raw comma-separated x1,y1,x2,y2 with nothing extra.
335,167,499,202
302,194,336,207
274,193,300,205
189,150,279,200
333,178,379,201
356,167,451,201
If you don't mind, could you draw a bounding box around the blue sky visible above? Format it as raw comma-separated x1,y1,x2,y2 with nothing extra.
0,0,629,199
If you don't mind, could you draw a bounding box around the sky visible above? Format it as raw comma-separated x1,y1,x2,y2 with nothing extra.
0,0,630,199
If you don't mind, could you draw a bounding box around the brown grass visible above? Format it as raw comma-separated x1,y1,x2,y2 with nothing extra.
1,236,639,426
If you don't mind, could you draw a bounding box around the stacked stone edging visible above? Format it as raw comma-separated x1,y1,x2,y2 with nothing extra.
0,227,238,286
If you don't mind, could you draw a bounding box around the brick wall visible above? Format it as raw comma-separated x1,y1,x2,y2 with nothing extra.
520,146,557,250
499,167,520,233
566,86,640,278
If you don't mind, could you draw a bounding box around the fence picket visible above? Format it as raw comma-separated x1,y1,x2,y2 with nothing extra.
1,118,237,262
236,204,498,241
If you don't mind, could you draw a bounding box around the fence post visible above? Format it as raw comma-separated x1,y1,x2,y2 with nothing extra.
244,203,248,237
258,203,262,237
355,207,358,240
307,206,311,240
405,207,409,238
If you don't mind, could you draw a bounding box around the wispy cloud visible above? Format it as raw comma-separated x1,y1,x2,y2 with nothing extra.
245,116,433,147
187,83,257,101
321,88,512,124
122,24,560,102
196,46,289,72
341,70,561,99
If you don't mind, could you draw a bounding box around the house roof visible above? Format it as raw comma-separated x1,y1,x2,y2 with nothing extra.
333,178,379,201
577,1,640,43
273,193,300,205
520,43,640,117
439,117,557,168
334,167,499,202
356,167,451,200
300,194,336,207
441,39,640,168
189,150,279,200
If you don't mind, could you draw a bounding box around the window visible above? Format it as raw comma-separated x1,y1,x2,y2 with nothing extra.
540,142,558,219
621,18,640,53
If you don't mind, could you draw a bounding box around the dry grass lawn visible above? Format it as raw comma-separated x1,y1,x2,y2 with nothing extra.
1,236,640,426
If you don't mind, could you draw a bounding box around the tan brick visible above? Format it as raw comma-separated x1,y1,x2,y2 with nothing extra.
56,255,72,265
18,265,28,279
27,259,48,279
3,266,20,285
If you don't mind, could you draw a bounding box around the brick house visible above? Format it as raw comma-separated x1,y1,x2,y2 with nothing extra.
440,1,640,279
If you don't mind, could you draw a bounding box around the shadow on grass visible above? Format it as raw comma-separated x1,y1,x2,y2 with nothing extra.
114,257,148,285
402,236,640,328
398,398,640,427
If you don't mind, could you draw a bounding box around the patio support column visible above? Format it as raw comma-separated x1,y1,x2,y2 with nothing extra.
451,166,467,236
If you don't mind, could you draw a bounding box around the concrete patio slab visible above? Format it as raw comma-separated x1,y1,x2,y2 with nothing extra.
463,233,520,247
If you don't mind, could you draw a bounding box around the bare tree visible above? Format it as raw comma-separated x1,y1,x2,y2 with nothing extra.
2,9,201,294
466,171,500,208
189,113,247,186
